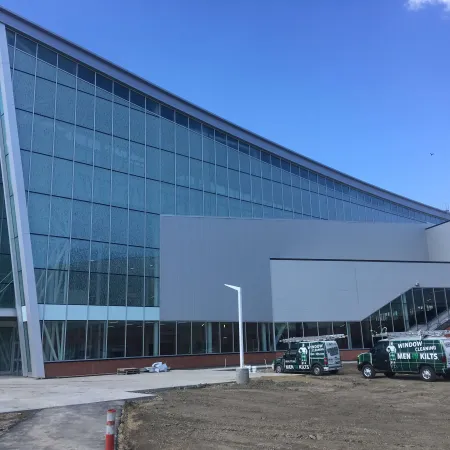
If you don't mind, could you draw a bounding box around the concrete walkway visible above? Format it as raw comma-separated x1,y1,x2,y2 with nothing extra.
0,401,124,450
0,368,262,449
0,368,258,413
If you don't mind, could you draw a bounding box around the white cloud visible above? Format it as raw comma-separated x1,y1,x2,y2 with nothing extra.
407,0,450,10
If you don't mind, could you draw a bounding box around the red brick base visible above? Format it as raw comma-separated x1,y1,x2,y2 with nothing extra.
44,349,363,378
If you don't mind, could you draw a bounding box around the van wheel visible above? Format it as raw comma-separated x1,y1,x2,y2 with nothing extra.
384,372,396,378
311,364,323,376
420,365,436,382
362,364,376,379
275,365,283,374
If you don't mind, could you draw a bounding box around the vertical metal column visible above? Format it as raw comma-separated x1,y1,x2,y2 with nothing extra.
0,24,45,377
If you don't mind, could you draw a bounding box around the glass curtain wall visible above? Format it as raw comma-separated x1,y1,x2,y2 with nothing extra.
5,27,449,364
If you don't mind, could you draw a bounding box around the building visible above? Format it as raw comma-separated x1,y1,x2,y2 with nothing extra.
0,8,450,378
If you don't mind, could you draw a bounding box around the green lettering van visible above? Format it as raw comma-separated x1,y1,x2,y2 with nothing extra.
273,335,344,376
357,330,450,382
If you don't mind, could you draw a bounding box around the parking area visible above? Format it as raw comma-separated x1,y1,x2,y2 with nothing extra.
118,365,450,450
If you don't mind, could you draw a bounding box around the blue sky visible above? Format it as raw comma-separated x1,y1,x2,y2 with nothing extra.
3,0,450,209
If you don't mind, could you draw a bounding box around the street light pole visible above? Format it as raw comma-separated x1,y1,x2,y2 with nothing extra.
224,284,244,368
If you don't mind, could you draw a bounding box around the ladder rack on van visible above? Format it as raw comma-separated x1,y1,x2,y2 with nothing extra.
281,334,347,343
372,329,450,339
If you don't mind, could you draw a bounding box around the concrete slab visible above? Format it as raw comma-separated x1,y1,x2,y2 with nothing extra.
0,401,124,450
0,368,261,413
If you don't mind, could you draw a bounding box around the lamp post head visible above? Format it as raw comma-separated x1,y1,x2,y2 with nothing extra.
224,284,240,293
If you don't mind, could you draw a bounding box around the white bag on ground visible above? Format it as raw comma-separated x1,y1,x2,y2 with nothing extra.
144,362,169,373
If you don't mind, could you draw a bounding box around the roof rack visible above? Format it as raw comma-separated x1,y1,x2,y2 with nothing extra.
372,328,450,339
281,334,347,343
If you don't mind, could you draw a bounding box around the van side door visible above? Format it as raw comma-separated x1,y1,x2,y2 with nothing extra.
371,341,390,372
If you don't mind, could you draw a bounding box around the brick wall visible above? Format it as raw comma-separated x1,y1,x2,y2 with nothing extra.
44,349,363,377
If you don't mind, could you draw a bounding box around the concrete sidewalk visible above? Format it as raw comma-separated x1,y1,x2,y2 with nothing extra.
0,401,124,450
0,368,261,413
0,368,263,449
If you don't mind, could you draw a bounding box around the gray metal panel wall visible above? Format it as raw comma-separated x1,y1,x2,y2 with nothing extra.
270,260,450,322
160,216,430,322
426,222,450,262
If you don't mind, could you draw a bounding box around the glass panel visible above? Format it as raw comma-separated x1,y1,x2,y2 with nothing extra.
128,246,145,276
391,297,405,332
348,322,363,349
29,153,52,194
77,91,95,129
405,289,416,329
379,303,393,332
109,274,126,306
177,321,191,354
192,322,206,354
28,193,50,234
129,176,145,211
126,321,143,357
144,322,158,356
91,204,110,242
220,322,233,353
361,318,372,348
423,288,437,323
93,167,111,204
47,237,70,270
303,322,318,337
127,276,144,307
161,183,175,214
94,132,112,169
161,150,175,184
145,277,159,307
89,273,108,306
42,321,65,361
130,142,145,176
34,78,56,117
107,321,125,358
95,97,112,133
413,288,426,326
111,172,128,208
161,119,175,152
434,288,448,317
70,239,90,271
258,323,273,351
74,127,94,164
245,322,258,352
189,131,202,160
73,163,92,202
332,322,348,349
146,179,160,214
65,321,86,360
128,210,145,247
52,157,73,198
86,321,106,359
176,154,189,187
45,269,68,304
207,323,220,353
113,103,129,140
56,85,76,123
176,186,190,215
274,323,288,350
189,159,203,190
13,70,35,112
110,207,128,244
160,322,176,355
71,200,91,240
50,197,71,237
317,322,333,335
175,124,189,156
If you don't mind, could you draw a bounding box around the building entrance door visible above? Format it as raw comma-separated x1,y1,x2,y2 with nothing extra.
0,320,21,375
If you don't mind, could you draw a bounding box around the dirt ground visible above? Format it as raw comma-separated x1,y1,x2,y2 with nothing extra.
118,365,450,450
0,412,31,438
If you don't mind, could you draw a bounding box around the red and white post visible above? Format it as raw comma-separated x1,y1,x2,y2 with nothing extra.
105,408,116,450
